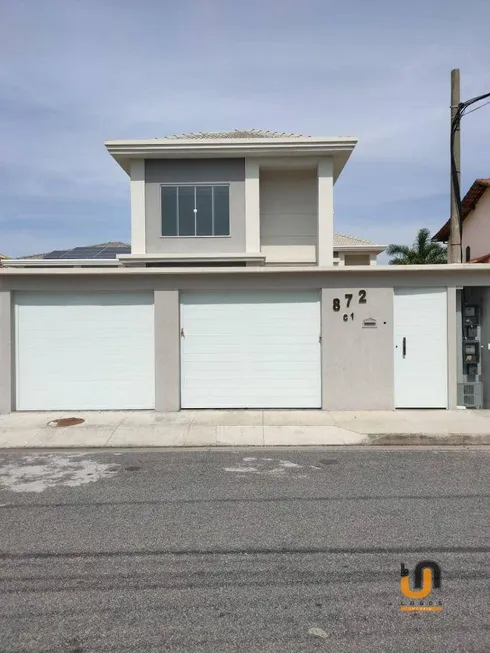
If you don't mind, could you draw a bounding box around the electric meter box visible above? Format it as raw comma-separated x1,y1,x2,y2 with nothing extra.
463,341,480,364
463,305,480,326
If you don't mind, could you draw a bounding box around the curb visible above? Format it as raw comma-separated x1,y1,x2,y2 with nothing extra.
1,435,490,449
367,433,490,445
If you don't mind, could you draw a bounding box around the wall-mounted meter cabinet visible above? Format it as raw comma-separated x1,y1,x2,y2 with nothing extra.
460,298,484,407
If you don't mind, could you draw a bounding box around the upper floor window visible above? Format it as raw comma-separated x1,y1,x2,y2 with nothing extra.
465,245,471,263
161,184,230,237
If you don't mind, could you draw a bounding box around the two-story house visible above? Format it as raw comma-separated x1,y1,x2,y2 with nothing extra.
2,129,489,424
105,129,383,267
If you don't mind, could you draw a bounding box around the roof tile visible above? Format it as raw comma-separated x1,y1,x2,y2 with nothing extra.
169,129,308,139
333,233,382,247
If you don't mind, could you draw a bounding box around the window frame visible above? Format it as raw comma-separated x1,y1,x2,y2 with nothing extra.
160,182,231,238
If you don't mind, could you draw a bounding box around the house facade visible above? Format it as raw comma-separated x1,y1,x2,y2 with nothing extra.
0,130,489,421
434,178,490,262
104,130,383,267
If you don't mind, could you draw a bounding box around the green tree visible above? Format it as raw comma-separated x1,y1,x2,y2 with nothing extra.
386,228,447,265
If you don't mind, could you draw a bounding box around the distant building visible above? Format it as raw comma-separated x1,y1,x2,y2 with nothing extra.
433,178,490,262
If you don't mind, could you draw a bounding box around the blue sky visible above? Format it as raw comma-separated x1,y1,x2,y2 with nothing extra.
1,0,490,258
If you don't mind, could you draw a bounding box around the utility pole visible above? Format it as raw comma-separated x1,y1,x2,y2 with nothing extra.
450,69,462,263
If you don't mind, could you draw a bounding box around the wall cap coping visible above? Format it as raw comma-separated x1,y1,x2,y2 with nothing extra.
1,264,490,276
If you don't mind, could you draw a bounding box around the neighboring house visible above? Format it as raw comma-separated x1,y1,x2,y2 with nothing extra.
433,178,490,262
0,128,488,422
332,234,383,266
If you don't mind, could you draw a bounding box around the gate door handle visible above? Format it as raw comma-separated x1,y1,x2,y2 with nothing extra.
402,337,406,358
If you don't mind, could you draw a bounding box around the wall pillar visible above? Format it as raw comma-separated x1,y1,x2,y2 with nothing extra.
245,158,261,253
0,291,12,413
317,159,334,266
130,159,146,254
447,286,458,409
154,290,180,411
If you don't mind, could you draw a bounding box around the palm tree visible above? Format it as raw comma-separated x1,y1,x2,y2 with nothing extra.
386,228,447,265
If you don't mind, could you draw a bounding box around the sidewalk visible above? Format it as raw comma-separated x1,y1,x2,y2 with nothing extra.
1,409,490,448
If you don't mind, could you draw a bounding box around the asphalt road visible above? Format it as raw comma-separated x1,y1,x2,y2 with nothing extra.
0,447,489,652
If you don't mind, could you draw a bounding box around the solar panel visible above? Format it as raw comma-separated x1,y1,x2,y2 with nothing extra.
42,245,131,260
70,247,106,258
44,249,70,259
96,247,131,258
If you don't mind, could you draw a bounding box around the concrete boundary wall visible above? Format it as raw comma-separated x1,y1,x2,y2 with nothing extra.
0,268,487,414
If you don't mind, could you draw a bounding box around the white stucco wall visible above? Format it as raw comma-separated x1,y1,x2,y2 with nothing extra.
130,160,146,254
462,188,490,260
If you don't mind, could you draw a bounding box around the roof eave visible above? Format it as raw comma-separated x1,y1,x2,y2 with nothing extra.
433,180,490,242
105,137,358,181
335,245,386,253
432,222,450,242
118,253,266,265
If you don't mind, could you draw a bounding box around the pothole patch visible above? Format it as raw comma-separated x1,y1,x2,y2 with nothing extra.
225,458,321,477
0,454,120,493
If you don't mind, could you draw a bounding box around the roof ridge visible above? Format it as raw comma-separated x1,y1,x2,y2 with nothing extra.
169,129,308,139
84,241,130,248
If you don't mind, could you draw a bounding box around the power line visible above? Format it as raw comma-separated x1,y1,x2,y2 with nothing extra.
463,99,490,116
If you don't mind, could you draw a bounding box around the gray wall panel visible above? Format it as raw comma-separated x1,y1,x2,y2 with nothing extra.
154,290,180,412
322,286,394,410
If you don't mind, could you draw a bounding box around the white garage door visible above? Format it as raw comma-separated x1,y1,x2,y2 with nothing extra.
180,291,321,408
15,292,155,410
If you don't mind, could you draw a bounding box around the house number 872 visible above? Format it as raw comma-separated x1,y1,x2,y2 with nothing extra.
332,290,367,315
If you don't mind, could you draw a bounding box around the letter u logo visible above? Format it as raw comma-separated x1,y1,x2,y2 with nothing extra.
400,561,441,599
